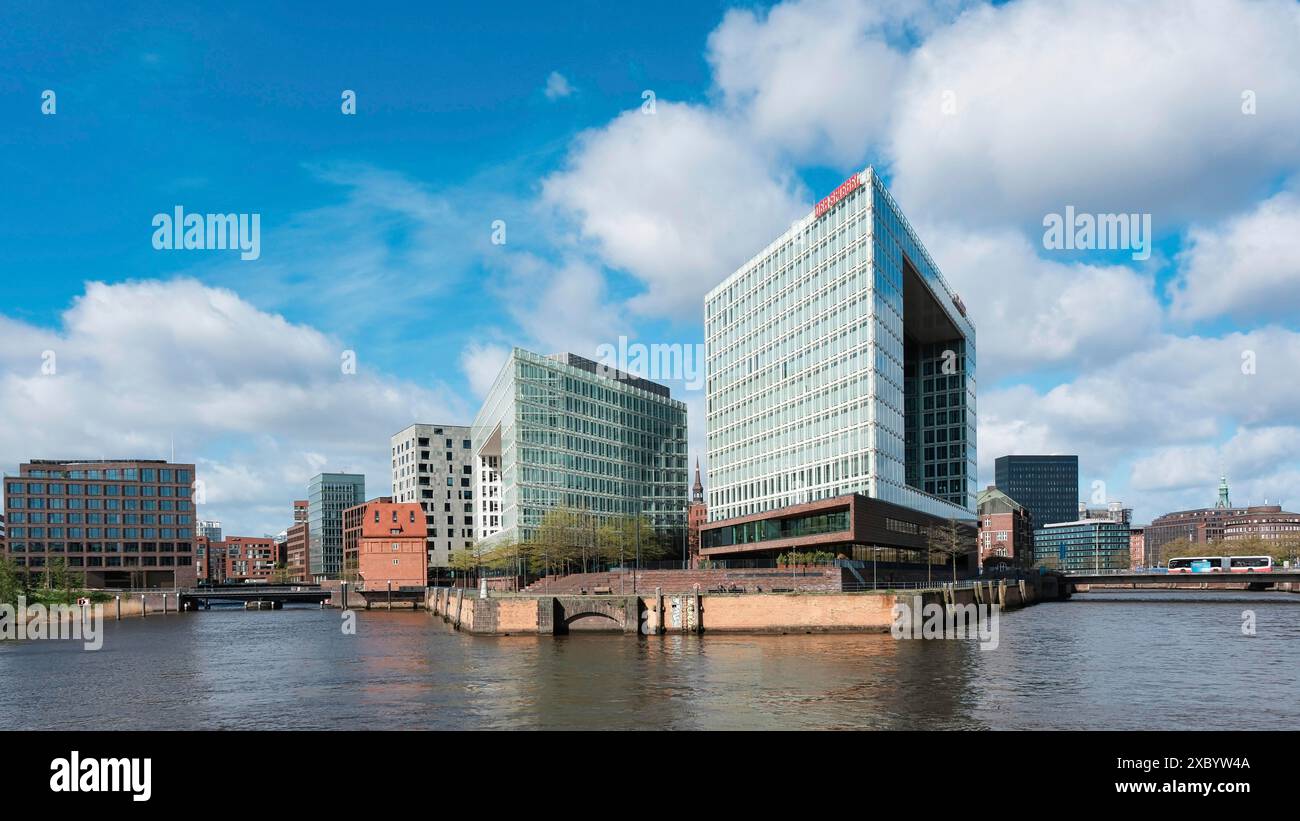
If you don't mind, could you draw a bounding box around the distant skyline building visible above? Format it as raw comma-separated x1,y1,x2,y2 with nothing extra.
687,459,706,564
1146,475,1246,565
471,348,688,550
1129,526,1147,569
3,458,197,588
994,455,1079,528
390,423,475,574
197,520,223,542
700,167,977,570
307,472,365,581
1223,505,1300,543
1034,518,1131,572
1078,500,1132,525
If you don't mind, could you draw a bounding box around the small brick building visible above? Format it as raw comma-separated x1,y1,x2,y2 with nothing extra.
357,501,427,590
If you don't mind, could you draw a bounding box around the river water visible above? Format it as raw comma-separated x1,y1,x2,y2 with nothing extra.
2,590,1297,730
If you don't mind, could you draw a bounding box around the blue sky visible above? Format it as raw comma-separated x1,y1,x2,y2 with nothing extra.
3,0,1300,537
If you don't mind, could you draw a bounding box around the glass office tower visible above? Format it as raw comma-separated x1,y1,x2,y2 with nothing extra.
994,454,1079,528
307,472,365,580
704,167,976,525
471,348,688,550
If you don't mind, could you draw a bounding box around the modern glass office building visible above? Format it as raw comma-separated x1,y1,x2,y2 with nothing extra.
704,167,976,536
1033,519,1131,572
307,472,365,580
994,454,1079,528
471,348,688,550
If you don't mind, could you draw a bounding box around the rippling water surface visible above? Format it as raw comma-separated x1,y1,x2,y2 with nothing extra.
3,590,1297,730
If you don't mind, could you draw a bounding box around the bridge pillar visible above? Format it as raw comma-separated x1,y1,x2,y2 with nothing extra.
544,597,557,634
654,587,663,636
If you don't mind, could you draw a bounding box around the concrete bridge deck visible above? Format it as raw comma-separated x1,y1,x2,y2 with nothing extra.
1062,570,1300,589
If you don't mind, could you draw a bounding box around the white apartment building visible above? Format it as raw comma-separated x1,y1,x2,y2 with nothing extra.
390,423,476,570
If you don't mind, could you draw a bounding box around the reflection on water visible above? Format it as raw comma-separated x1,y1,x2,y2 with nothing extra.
2,590,1297,730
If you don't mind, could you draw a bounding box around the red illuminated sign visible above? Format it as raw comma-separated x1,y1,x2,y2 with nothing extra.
814,173,862,219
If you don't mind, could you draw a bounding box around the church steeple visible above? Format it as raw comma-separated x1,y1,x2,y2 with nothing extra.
1215,473,1231,509
692,458,704,504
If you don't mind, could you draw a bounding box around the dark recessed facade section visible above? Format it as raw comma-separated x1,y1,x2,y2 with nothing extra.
699,493,978,579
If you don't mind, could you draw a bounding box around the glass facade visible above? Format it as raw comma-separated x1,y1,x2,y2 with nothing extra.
307,472,365,579
702,509,849,549
1033,520,1131,572
994,455,1079,528
704,167,976,524
471,348,688,549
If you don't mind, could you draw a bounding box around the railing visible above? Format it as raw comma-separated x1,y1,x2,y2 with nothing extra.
486,578,1001,596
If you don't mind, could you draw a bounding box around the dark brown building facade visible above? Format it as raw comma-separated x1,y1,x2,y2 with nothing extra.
3,458,198,589
699,493,977,580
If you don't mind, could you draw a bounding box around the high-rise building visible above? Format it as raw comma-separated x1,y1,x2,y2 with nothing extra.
699,168,977,571
471,348,688,550
1034,518,1131,572
2,458,198,588
994,455,1079,528
390,424,475,575
307,473,365,581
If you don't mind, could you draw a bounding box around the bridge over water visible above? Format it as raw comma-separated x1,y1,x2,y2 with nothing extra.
1061,569,1300,592
178,586,332,610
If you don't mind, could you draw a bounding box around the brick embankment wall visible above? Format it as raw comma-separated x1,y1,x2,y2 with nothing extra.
427,576,1041,636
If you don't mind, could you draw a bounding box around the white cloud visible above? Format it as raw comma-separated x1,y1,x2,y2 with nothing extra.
706,0,911,165
459,342,511,399
0,279,469,537
1169,190,1300,322
921,227,1160,381
980,327,1300,521
544,71,573,100
889,0,1300,226
541,102,809,316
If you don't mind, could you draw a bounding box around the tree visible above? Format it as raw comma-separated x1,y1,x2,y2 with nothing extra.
269,563,293,585
0,556,22,607
925,519,966,584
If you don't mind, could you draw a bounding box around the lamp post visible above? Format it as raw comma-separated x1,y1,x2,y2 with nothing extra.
634,498,641,596
872,547,881,590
